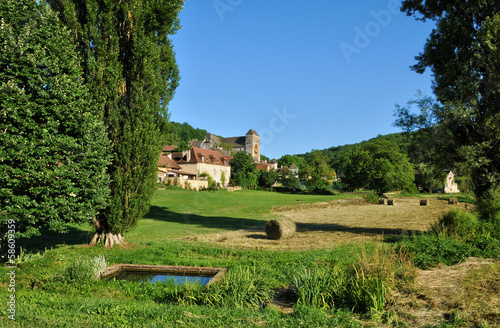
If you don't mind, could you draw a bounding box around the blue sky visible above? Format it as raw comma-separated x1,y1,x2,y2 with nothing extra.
168,0,436,159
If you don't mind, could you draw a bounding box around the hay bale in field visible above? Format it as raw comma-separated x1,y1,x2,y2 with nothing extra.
266,218,296,240
378,198,387,205
420,199,429,206
387,199,395,206
449,198,458,205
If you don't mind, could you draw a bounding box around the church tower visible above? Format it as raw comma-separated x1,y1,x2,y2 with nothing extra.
245,129,260,162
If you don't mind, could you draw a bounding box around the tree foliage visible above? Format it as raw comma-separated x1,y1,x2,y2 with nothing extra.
258,169,279,189
166,122,208,148
0,0,110,238
49,0,184,246
337,140,416,194
277,154,305,168
299,150,335,190
399,0,500,221
279,167,301,191
230,151,258,188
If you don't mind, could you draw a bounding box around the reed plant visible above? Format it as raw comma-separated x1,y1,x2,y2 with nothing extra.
199,265,271,310
293,264,344,309
293,244,415,321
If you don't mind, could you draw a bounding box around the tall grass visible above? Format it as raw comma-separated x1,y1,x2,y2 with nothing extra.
200,265,271,309
293,244,415,320
293,264,344,309
402,209,500,269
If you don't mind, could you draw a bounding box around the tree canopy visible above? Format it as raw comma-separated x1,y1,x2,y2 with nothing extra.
399,0,500,221
0,0,110,238
337,140,416,194
299,150,335,190
49,0,185,246
230,151,258,188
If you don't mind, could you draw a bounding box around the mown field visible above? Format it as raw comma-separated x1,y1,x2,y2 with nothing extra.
1,189,498,327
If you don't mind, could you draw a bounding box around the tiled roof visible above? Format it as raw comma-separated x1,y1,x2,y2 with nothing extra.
256,163,273,171
181,147,231,166
220,136,245,148
158,154,182,169
162,145,178,152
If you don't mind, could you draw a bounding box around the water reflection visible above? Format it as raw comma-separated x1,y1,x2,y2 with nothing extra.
108,270,213,285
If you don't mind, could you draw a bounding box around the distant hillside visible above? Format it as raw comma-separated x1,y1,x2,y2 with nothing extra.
166,121,208,150
295,131,427,168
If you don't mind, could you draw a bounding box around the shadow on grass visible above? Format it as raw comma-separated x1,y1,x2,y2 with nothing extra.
145,205,267,231
17,225,93,253
296,222,419,237
146,206,422,244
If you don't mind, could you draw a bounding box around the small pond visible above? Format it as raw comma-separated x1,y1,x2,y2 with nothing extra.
101,264,227,286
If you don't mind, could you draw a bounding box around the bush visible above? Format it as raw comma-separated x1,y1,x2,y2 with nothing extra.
60,255,107,282
401,234,477,269
363,193,380,204
430,209,479,239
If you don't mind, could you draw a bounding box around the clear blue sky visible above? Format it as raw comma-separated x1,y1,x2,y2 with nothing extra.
168,0,436,159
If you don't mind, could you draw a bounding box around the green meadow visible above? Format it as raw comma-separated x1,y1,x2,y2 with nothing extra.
1,189,498,327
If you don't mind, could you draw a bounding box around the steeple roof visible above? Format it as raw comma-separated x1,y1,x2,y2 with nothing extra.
246,129,259,136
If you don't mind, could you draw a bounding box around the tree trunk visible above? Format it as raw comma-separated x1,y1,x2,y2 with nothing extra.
89,218,126,248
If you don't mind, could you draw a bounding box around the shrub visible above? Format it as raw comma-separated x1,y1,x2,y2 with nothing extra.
431,209,479,239
61,255,107,282
402,234,477,269
363,193,380,204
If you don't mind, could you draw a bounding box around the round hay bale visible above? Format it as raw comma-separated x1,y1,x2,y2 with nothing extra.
378,198,387,205
387,199,395,206
420,199,429,206
266,218,296,240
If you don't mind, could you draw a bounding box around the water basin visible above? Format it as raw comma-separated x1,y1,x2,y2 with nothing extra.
101,264,227,286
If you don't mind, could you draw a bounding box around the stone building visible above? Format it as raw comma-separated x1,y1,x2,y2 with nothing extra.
173,147,232,187
444,171,459,193
191,129,261,162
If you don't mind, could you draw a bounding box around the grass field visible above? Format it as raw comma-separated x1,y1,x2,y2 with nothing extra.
1,189,498,327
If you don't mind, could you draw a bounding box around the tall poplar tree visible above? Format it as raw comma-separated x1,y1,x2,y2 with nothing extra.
48,0,184,246
399,0,500,221
0,0,110,240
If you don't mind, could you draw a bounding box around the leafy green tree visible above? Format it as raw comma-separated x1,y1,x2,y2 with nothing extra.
338,141,416,194
336,147,372,191
230,151,258,188
50,0,184,246
300,151,335,190
166,122,208,147
414,163,447,193
0,0,110,239
278,154,305,168
399,0,500,221
279,167,301,191
221,171,226,187
258,169,279,189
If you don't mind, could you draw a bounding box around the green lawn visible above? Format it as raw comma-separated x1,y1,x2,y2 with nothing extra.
1,189,497,327
131,188,358,241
